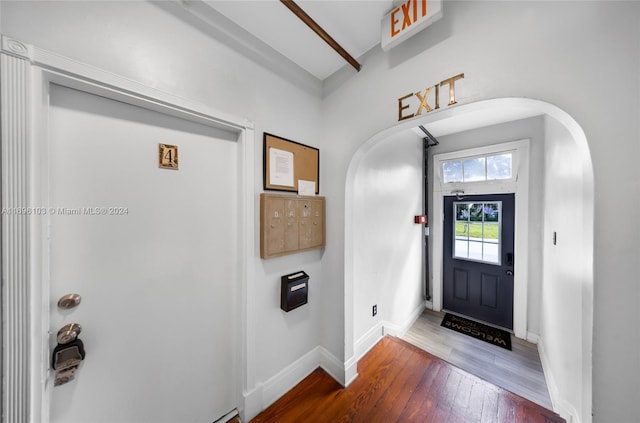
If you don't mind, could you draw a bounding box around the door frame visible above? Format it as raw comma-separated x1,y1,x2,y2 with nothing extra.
0,35,255,423
431,139,530,339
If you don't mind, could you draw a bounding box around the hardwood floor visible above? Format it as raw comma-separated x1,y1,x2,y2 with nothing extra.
403,310,552,409
249,336,564,423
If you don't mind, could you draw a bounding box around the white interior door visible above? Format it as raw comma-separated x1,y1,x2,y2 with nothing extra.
47,84,239,423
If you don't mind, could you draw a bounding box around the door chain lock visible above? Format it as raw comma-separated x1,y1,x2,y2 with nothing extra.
52,323,86,386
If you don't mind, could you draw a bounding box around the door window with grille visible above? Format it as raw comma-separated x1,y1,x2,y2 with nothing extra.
453,201,501,265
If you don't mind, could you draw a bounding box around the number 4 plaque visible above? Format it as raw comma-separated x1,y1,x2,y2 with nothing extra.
159,143,178,170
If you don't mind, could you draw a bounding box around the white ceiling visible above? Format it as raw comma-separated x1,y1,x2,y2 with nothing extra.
164,2,551,142
200,0,394,80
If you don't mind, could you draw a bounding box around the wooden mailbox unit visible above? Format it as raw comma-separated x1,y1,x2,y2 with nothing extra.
260,193,325,259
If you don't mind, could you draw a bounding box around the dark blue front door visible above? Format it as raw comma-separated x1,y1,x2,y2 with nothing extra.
443,194,515,329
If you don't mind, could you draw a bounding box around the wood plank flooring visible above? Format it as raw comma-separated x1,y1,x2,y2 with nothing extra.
403,310,552,409
249,336,564,423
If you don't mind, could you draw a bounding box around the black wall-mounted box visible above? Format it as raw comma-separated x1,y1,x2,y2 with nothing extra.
281,271,309,312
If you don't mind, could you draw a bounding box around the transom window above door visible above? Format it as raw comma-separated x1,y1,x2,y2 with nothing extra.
442,152,513,184
453,201,502,265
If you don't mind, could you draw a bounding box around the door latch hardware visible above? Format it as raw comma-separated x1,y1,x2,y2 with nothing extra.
57,323,82,344
52,339,86,370
54,365,79,386
52,323,86,387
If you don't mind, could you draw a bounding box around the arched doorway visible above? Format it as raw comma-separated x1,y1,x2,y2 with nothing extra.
344,98,593,423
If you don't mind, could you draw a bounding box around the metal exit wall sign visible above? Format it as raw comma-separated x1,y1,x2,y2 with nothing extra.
397,73,464,121
381,0,443,51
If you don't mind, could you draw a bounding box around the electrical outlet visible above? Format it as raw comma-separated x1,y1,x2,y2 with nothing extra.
372,304,377,316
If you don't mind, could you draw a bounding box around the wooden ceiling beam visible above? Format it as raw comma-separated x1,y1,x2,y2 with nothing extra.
280,0,362,72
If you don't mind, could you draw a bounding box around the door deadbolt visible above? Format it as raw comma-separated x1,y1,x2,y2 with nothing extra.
57,293,81,310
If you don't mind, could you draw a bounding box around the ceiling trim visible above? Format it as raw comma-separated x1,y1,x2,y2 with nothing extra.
153,1,323,97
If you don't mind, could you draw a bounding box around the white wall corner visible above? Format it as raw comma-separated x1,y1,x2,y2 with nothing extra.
343,356,359,388
382,302,426,338
243,345,359,420
537,337,581,423
241,384,264,423
318,346,347,387
348,302,426,391
526,332,539,344
354,321,384,363
260,347,322,409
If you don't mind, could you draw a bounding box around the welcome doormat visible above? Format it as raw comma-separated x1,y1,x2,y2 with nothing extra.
441,313,512,350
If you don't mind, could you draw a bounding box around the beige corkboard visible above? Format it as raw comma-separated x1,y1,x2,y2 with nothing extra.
263,133,319,194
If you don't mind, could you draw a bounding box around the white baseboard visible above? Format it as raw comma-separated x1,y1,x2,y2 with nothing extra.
214,408,239,423
241,384,263,423
261,347,322,408
383,302,426,338
242,345,347,421
243,304,428,422
354,321,384,364
318,345,346,386
526,331,539,344
343,355,359,387
537,336,581,423
353,302,426,363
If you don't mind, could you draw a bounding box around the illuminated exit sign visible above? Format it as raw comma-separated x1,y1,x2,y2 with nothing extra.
381,0,443,51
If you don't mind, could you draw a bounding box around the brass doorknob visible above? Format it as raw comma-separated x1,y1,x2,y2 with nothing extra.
57,323,82,345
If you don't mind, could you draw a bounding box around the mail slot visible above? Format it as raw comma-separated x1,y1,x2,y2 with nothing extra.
281,271,309,312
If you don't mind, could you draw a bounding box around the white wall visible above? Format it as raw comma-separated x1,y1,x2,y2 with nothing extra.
540,115,593,421
0,0,325,419
352,129,425,347
322,2,639,423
